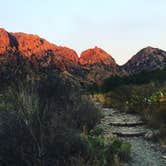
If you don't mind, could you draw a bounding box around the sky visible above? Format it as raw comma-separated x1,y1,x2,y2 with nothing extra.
0,0,166,64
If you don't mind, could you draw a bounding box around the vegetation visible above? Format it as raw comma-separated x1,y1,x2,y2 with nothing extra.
92,69,166,145
0,66,131,166
94,68,166,93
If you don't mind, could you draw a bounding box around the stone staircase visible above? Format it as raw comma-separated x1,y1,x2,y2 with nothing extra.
95,104,166,165
99,107,147,137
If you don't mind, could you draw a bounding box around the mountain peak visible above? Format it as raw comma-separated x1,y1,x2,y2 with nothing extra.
123,46,166,74
79,47,116,65
0,28,79,63
136,46,158,56
11,32,57,57
0,28,11,53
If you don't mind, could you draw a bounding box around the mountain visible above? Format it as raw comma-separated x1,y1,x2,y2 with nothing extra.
79,47,119,83
0,28,120,84
122,47,166,75
2,28,166,84
0,28,78,63
79,46,116,65
0,28,83,83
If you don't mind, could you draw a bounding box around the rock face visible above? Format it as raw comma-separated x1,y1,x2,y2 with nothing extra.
0,29,120,83
79,46,116,66
2,28,166,83
79,47,119,83
0,28,80,77
11,32,79,63
123,47,166,75
0,28,79,63
11,32,56,57
0,28,17,54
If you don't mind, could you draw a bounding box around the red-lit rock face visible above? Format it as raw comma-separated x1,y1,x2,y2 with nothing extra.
0,28,11,54
12,32,57,57
79,47,119,83
0,28,79,64
54,46,79,63
79,47,116,65
0,28,120,82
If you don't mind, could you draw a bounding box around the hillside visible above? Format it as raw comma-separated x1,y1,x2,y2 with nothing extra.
0,28,119,84
122,47,166,75
1,28,166,84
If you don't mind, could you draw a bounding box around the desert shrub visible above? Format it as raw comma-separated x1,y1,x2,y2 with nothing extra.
89,127,103,136
73,96,101,131
106,138,131,162
0,68,132,165
103,82,159,112
119,142,131,161
79,133,131,166
146,99,166,127
0,110,35,166
0,74,103,165
101,68,166,93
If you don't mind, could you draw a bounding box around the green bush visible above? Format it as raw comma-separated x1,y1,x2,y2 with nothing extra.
89,127,103,136
119,142,131,161
73,96,102,131
80,132,131,166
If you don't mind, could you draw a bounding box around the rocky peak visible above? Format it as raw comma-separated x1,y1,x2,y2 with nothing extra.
131,46,162,60
0,28,79,63
54,46,78,63
79,46,116,66
123,46,166,75
11,32,58,57
79,47,119,83
0,28,120,83
0,28,13,54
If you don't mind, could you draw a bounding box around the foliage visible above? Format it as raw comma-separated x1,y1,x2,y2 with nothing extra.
119,142,131,161
0,54,133,165
0,73,102,166
99,78,166,144
80,131,131,166
96,68,166,93
73,96,102,130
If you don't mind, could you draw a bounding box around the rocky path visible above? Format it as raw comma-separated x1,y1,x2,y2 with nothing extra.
97,106,166,166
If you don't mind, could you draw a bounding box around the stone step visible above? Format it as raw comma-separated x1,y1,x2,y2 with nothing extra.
111,126,147,137
102,111,145,127
100,107,147,137
109,121,145,127
161,155,166,160
113,130,146,137
101,108,117,116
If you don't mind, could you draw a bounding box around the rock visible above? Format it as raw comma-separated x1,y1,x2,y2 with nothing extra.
109,121,145,127
2,28,166,83
0,28,14,54
144,130,154,140
161,155,166,160
99,107,148,137
79,47,120,83
55,46,78,63
12,32,79,64
0,28,82,81
107,112,145,127
111,126,147,137
122,46,166,75
113,131,146,137
144,130,160,140
0,28,79,63
0,28,121,82
79,46,116,66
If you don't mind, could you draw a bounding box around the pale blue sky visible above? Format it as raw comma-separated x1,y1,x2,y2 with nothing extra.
0,0,166,64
